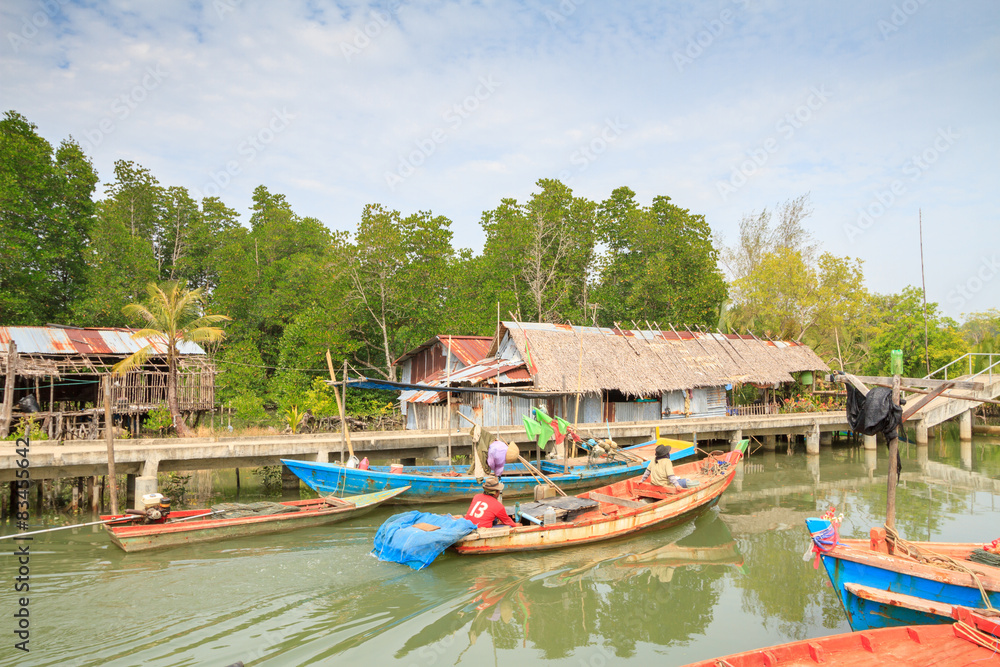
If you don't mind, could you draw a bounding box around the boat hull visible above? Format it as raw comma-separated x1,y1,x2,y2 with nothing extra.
812,533,1000,631
281,440,683,504
102,487,407,552
678,621,1000,666
453,448,743,555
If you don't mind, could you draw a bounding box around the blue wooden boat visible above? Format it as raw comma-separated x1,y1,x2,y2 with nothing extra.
282,439,695,504
806,517,1000,631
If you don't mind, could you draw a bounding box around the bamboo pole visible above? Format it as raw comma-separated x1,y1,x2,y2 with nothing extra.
103,375,119,515
572,323,583,459
325,350,354,461
446,336,453,466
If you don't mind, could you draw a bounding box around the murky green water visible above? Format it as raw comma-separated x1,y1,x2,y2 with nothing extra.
3,431,999,666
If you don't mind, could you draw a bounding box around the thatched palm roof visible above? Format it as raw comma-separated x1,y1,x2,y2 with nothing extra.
495,322,828,396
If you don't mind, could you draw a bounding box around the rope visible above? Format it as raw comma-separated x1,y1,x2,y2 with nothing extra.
954,619,1000,652
884,525,998,611
808,521,840,569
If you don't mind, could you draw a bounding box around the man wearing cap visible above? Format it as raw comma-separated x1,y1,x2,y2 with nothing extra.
639,445,685,488
464,476,516,528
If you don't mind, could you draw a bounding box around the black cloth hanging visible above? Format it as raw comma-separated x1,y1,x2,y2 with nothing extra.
846,384,902,476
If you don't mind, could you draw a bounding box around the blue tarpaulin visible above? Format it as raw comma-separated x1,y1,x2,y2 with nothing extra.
371,511,477,570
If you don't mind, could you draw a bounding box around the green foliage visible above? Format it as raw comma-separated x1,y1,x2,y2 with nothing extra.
594,187,727,328
229,394,269,426
345,388,398,419
162,472,191,503
254,466,282,494
284,405,303,433
863,287,967,377
144,403,174,434
3,416,48,441
0,111,98,324
303,377,340,417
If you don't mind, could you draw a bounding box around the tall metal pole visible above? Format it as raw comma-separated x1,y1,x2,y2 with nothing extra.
919,209,931,376
103,375,119,515
886,374,901,530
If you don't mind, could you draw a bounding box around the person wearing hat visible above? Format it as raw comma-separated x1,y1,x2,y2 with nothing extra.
639,445,684,488
463,476,516,528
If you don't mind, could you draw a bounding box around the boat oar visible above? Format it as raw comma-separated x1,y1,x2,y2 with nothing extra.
0,515,140,540
166,509,227,523
518,455,567,497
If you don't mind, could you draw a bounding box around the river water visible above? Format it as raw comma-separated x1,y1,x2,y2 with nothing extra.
3,432,999,666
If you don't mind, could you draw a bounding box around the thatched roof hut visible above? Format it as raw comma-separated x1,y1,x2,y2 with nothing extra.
493,322,828,396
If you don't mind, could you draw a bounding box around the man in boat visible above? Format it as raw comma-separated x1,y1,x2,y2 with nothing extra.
639,445,686,489
463,476,516,528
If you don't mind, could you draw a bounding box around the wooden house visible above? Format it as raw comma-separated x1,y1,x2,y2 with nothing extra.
0,325,216,440
398,322,829,431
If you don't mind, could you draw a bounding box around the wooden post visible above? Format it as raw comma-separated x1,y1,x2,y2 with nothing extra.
325,351,354,461
1,341,17,438
103,375,119,515
446,336,453,466
885,374,901,531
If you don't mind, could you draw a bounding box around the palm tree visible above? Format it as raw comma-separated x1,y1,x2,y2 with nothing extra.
113,281,230,437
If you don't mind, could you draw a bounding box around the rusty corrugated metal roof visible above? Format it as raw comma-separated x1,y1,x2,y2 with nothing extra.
399,358,529,403
0,326,207,356
393,335,493,366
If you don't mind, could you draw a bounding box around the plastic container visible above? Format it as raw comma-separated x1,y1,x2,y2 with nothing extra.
346,455,360,469
543,507,557,526
389,463,404,474
141,493,164,509
359,457,369,470
890,349,904,375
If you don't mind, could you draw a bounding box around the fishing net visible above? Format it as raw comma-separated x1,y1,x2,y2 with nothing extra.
209,502,301,518
970,548,1000,568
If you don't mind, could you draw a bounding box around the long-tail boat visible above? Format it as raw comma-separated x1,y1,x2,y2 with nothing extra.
282,437,694,504
806,517,1000,631
452,442,746,555
678,604,1000,666
102,486,408,552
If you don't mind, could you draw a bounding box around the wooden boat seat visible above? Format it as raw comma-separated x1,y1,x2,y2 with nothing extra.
588,492,646,509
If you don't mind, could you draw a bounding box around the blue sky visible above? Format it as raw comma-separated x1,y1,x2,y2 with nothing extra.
2,0,998,319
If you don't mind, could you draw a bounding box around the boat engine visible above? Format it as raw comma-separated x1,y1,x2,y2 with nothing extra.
126,493,172,523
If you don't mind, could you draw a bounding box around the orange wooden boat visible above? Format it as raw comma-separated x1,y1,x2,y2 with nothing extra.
679,605,1000,666
453,444,745,555
103,487,408,552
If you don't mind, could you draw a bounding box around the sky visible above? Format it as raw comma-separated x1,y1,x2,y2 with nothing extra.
2,0,998,320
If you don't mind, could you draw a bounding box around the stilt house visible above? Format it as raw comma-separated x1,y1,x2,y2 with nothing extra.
396,322,829,431
0,325,217,440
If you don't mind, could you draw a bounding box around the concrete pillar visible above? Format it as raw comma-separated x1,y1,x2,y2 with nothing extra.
761,434,776,451
959,410,973,440
729,429,743,452
863,434,877,451
961,440,973,471
806,452,820,483
316,449,329,464
281,464,300,493
820,431,833,446
864,449,877,479
433,445,450,466
915,421,929,445
916,444,929,467
806,422,820,455
133,476,158,509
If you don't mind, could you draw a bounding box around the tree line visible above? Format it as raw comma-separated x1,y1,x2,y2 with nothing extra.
2,111,996,424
